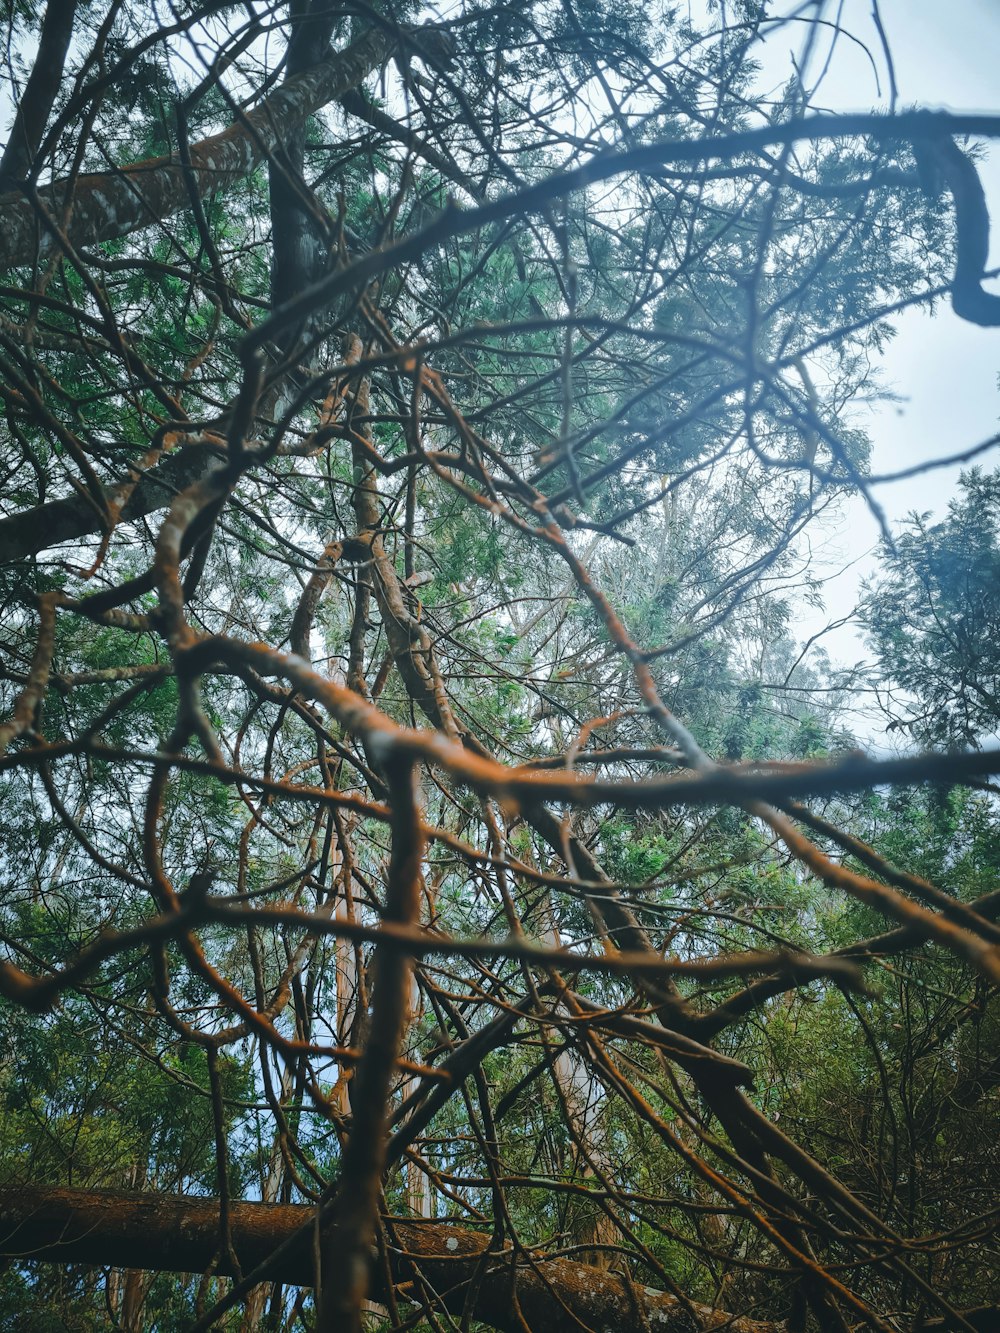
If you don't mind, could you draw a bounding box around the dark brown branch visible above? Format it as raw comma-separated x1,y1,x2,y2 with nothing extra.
922,136,1000,326
245,110,1000,359
0,0,78,191
0,445,217,566
319,757,425,1330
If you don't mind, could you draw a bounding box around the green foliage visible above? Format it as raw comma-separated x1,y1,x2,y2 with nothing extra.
0,999,252,1192
863,469,1000,748
0,1,995,1329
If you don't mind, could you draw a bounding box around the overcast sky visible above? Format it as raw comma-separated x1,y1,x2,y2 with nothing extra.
752,1,1000,687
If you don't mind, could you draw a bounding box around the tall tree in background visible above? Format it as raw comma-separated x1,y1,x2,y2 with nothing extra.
1,2,999,1330
864,469,1000,749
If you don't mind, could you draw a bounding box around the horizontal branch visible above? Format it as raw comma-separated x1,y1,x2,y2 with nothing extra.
248,109,1000,355
0,446,212,565
0,1186,775,1333
1,109,996,564
5,639,1000,818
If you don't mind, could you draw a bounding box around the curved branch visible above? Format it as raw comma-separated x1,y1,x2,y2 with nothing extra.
923,135,1000,326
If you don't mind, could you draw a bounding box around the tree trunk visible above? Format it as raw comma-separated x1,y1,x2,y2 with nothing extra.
0,0,77,191
0,1186,775,1333
544,902,619,1268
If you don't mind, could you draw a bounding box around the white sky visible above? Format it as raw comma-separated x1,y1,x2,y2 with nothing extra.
752,1,1000,689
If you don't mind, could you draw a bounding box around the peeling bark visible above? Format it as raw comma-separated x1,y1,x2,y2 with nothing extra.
0,1186,775,1333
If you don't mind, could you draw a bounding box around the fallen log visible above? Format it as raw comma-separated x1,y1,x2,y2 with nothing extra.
0,1185,773,1332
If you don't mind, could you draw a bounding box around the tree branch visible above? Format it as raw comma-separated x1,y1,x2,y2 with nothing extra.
0,1186,774,1333
1,22,398,267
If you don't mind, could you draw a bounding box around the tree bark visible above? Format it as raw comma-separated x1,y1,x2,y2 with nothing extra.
0,0,78,191
0,1186,774,1333
268,0,340,327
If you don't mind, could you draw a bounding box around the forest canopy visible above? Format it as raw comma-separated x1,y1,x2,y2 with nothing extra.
1,1,999,1330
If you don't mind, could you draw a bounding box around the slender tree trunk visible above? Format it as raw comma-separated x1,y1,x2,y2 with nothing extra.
0,0,77,191
543,899,619,1268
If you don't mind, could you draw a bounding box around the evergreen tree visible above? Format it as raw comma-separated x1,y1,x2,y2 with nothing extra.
0,3,999,1331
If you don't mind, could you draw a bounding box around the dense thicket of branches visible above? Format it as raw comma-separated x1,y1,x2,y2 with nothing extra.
1,2,999,1330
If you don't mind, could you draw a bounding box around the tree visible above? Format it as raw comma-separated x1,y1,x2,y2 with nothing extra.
864,469,1000,749
1,2,1000,1330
